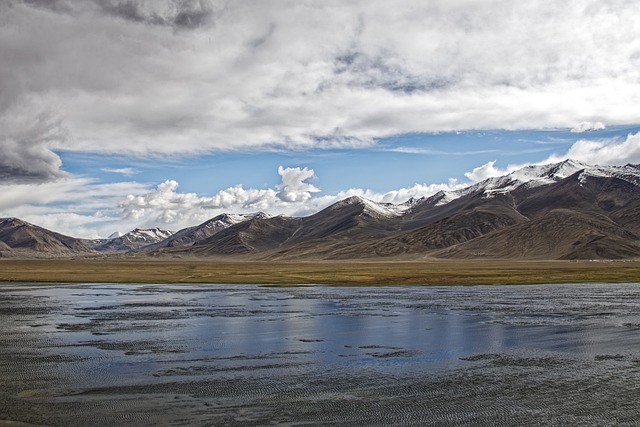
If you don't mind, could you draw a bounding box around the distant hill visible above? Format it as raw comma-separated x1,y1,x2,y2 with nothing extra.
94,228,174,252
2,160,640,260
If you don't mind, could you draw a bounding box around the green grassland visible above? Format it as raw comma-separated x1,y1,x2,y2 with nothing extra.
1,258,640,285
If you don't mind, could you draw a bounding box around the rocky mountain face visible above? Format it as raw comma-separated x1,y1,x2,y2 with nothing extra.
0,218,95,257
2,161,639,260
141,213,262,252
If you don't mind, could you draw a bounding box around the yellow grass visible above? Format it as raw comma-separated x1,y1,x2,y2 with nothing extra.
1,258,640,285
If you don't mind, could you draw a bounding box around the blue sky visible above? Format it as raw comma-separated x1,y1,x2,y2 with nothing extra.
1,1,640,238
60,125,639,197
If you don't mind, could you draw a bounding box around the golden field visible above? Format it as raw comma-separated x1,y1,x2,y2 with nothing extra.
1,258,640,285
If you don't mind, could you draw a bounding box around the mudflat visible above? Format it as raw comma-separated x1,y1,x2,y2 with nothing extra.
1,258,640,285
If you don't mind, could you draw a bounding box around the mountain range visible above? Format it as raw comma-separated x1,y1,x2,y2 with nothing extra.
1,160,639,260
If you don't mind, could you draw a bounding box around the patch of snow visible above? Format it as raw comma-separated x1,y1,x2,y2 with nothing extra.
434,190,460,206
578,163,640,187
361,198,409,217
329,196,410,218
203,213,253,229
428,159,640,207
124,228,174,243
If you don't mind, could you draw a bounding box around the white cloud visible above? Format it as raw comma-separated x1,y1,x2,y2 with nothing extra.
1,0,638,172
0,98,68,182
101,167,139,176
337,179,467,205
119,166,322,228
276,166,320,202
465,131,640,186
0,177,149,238
571,121,606,133
116,165,468,230
545,132,640,166
387,147,500,156
464,161,515,183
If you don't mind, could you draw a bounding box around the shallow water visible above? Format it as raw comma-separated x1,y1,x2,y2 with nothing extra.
1,283,640,426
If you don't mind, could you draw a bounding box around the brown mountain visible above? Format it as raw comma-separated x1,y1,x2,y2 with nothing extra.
0,218,95,257
143,213,263,253
232,162,640,260
182,196,402,257
433,171,640,259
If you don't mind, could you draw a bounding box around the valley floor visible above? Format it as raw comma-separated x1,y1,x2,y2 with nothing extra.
1,258,640,285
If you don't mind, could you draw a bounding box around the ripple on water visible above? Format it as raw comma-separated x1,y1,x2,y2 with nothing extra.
2,283,640,426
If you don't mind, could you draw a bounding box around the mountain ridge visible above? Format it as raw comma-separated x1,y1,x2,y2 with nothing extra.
1,160,639,260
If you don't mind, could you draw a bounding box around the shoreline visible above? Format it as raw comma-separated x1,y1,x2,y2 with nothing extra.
1,258,640,285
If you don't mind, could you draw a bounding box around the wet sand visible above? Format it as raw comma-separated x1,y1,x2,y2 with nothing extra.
2,283,640,425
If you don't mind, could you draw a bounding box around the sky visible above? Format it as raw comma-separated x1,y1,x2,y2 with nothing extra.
1,0,640,238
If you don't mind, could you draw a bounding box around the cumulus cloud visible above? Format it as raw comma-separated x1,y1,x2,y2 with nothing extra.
0,0,638,167
119,166,320,226
546,132,640,166
315,179,468,206
464,161,512,183
0,177,150,238
276,166,320,202
0,101,68,182
117,165,467,229
571,121,606,133
466,131,640,185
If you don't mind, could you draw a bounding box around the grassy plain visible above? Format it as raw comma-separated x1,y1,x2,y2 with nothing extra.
1,258,640,285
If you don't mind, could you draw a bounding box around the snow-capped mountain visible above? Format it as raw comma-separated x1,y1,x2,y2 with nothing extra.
409,160,640,208
95,227,174,252
470,160,640,196
3,160,640,260
325,195,412,218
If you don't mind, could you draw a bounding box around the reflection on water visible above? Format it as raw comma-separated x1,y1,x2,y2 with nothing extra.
1,283,640,425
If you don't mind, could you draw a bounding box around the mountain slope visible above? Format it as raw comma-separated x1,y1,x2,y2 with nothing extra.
185,196,404,256
0,240,14,257
0,218,95,257
142,213,258,252
436,208,639,260
187,215,302,256
431,168,640,260
267,162,640,260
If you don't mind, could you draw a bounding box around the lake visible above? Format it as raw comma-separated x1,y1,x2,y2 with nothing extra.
1,282,640,426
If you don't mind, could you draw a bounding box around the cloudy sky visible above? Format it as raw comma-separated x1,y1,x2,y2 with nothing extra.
1,0,640,238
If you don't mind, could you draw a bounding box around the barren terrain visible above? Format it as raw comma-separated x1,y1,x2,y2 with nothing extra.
1,258,639,285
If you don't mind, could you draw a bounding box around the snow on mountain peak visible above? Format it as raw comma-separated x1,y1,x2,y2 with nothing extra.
124,227,173,243
204,213,254,229
577,163,640,187
464,160,640,199
469,159,589,197
249,212,270,221
403,160,640,212
331,195,410,217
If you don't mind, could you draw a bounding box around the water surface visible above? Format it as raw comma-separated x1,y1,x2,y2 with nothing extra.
1,283,640,426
